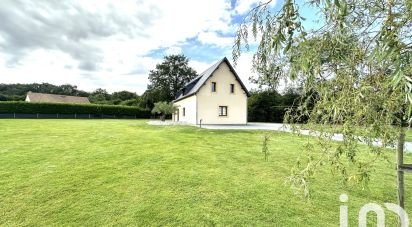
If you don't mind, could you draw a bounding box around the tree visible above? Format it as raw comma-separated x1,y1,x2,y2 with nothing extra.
112,91,138,101
0,83,142,106
110,91,138,105
147,55,197,102
139,89,166,110
234,0,412,211
248,89,300,122
120,98,140,106
151,101,177,121
0,94,7,101
0,83,90,101
58,84,88,96
88,88,111,104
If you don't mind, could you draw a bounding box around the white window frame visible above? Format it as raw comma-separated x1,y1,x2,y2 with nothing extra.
218,106,228,116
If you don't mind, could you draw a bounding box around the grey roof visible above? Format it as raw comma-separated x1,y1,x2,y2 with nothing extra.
26,92,90,104
174,57,250,102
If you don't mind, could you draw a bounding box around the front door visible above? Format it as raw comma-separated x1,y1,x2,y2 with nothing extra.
176,109,179,121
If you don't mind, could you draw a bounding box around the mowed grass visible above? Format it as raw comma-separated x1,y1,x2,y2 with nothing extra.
0,120,411,226
406,128,412,142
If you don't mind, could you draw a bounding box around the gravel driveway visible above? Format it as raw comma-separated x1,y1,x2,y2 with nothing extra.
199,122,412,153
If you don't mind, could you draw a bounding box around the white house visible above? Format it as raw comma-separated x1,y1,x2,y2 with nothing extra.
173,57,250,125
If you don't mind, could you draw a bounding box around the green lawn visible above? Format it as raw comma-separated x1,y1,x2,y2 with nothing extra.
406,128,412,142
0,120,411,226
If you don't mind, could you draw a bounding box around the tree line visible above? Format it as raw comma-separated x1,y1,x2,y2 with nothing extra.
248,88,300,123
0,83,140,106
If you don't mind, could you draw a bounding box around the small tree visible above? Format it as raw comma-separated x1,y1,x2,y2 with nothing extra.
262,134,271,161
151,102,177,121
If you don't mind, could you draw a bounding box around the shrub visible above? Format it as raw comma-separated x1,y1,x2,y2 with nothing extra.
0,101,151,118
151,102,177,121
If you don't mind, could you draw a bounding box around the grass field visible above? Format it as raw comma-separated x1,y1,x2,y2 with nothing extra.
406,129,412,142
1,120,411,226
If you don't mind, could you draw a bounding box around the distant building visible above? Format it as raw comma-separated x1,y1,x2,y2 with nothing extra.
25,91,90,104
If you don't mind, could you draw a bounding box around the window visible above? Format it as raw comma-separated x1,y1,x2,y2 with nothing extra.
211,82,216,92
230,84,234,93
183,107,185,116
219,106,228,116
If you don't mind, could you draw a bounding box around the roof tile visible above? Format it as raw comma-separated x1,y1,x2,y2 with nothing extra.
26,92,90,104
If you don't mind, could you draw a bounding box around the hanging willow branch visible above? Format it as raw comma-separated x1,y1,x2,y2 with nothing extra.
233,0,412,197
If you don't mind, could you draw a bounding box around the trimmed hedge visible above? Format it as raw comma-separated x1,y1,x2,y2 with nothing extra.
0,101,151,118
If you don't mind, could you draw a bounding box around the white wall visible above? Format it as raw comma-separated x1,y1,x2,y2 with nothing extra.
173,94,197,124
197,62,248,124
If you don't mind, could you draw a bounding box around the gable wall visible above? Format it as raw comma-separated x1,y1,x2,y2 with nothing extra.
196,62,247,124
173,94,197,124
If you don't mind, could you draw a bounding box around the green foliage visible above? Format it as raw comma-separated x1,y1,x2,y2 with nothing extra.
248,89,300,122
147,54,197,102
88,88,111,104
120,98,140,106
0,84,141,106
112,91,138,101
88,88,139,105
0,83,89,101
0,101,150,117
138,89,167,109
234,0,412,196
151,101,177,121
285,34,406,195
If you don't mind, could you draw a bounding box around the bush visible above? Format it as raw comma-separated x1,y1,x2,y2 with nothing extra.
247,90,300,123
151,101,177,121
0,101,151,118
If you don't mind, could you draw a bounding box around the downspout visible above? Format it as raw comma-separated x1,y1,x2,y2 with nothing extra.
195,94,198,125
246,92,248,125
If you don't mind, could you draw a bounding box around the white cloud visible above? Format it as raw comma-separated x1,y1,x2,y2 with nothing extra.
231,53,256,91
0,0,262,94
197,31,234,47
189,60,213,74
233,0,261,15
165,46,183,56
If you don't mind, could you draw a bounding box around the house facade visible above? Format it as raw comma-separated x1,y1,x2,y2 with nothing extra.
173,57,249,125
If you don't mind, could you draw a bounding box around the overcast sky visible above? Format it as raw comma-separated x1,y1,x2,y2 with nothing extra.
0,0,318,94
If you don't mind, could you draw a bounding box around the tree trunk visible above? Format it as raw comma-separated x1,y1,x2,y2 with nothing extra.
160,114,166,121
397,127,405,226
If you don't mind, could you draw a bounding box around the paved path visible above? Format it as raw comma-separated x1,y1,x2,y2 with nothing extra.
199,122,412,153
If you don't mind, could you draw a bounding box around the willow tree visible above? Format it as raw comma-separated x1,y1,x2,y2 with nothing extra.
233,0,412,208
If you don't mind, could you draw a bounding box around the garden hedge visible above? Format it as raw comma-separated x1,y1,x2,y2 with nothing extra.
0,101,151,118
